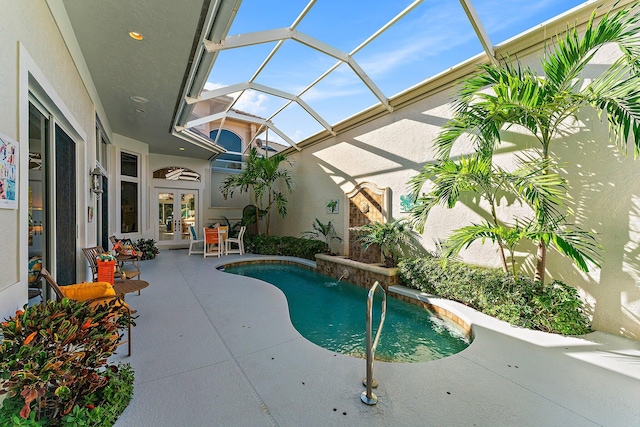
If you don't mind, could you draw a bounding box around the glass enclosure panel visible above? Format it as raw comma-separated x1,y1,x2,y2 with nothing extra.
158,192,175,241
120,151,138,177
120,181,138,233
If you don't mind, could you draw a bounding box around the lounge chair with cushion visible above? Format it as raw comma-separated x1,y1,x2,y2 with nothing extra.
40,267,133,356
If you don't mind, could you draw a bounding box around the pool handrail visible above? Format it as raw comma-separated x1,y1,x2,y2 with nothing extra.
361,281,386,405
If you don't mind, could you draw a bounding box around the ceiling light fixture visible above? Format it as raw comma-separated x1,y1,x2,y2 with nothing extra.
130,95,148,103
179,147,185,151
129,31,144,41
135,108,145,113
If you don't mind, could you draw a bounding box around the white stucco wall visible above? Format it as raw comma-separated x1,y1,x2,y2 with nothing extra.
0,0,96,318
275,41,640,340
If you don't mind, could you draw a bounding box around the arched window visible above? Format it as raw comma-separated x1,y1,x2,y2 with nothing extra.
153,167,201,181
210,129,244,170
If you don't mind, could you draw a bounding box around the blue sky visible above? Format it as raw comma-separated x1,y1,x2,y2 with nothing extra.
206,0,589,144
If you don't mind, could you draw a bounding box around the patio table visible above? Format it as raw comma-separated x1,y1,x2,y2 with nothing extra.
113,279,149,297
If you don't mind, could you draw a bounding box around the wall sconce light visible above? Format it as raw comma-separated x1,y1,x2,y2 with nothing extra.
90,167,103,197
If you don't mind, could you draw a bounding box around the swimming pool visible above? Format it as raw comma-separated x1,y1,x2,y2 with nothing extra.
223,263,470,363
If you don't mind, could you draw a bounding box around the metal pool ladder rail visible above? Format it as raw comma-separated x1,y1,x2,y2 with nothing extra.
361,281,386,405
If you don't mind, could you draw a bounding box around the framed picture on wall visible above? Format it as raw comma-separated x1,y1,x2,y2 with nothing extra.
0,131,18,209
326,199,339,214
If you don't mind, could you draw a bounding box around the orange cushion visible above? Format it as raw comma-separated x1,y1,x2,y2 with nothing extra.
61,282,130,310
61,282,115,301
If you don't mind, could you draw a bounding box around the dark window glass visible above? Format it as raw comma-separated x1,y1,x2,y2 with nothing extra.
121,152,138,177
210,129,242,153
120,181,138,233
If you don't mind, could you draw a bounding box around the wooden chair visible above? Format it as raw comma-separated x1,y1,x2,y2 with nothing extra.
188,225,204,255
225,226,246,255
109,236,142,279
203,227,226,258
40,267,133,356
83,246,141,282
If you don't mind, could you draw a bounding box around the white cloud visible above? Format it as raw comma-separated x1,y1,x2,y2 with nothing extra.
234,90,269,115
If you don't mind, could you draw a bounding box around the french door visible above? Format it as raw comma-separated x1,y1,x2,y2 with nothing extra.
156,189,197,245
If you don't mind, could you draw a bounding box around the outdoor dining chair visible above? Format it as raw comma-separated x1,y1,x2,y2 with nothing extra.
225,226,246,255
188,225,204,255
203,227,226,258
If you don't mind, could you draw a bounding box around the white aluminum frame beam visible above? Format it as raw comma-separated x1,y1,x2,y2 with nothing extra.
205,28,391,111
184,111,297,149
190,0,427,149
188,82,334,134
459,0,497,63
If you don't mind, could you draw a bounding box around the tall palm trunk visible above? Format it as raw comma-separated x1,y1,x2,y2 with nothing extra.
490,200,509,274
253,194,261,236
535,241,547,283
266,192,272,236
534,142,551,284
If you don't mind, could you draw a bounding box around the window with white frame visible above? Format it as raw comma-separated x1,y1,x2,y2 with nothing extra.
95,117,110,171
120,151,139,233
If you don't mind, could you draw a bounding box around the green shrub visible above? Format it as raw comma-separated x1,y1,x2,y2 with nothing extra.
133,238,159,260
244,235,326,260
398,257,591,335
0,300,135,425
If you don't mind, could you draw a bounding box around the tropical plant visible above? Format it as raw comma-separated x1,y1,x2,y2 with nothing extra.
356,219,419,267
409,153,602,277
412,4,640,283
398,256,591,335
0,299,134,424
133,238,159,260
302,218,342,254
220,147,293,236
244,234,327,260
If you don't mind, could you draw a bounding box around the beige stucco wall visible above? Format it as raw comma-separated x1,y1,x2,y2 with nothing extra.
275,41,640,340
0,0,97,317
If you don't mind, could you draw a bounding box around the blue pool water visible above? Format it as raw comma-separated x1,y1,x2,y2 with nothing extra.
224,263,470,363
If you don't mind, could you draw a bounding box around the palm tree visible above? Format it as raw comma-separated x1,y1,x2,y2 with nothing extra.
220,147,293,236
409,152,601,277
302,218,342,254
409,154,512,273
429,5,640,283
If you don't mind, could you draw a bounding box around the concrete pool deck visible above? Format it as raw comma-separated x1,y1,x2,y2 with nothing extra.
112,250,640,426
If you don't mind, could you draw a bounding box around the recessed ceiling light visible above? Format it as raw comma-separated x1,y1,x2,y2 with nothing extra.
129,31,144,41
135,108,145,113
130,96,148,103
179,147,185,151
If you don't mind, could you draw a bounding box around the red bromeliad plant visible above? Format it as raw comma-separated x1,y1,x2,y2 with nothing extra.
0,299,133,422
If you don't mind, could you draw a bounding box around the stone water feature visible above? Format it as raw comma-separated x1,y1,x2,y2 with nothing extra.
316,182,399,290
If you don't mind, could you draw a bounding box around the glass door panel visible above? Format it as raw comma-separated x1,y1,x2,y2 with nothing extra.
158,192,175,242
157,189,197,244
180,193,195,241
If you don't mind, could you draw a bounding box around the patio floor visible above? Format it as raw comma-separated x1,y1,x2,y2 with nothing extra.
111,249,640,426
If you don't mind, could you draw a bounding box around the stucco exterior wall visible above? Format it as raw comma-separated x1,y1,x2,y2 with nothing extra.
0,0,95,317
275,42,640,340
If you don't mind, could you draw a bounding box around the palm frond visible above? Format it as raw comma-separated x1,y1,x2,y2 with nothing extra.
549,228,603,272
542,3,640,92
